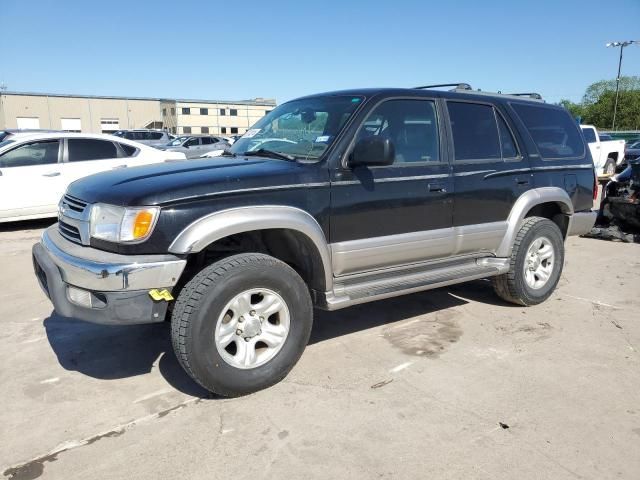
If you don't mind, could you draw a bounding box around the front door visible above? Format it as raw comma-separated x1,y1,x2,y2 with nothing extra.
62,138,125,185
0,139,63,220
330,98,453,276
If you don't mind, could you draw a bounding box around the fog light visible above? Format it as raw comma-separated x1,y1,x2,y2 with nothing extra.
68,286,93,308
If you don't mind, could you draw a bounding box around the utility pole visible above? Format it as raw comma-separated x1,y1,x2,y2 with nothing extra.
606,40,638,130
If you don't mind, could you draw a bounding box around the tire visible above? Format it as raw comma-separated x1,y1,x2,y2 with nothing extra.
603,158,616,176
493,217,564,306
171,253,313,397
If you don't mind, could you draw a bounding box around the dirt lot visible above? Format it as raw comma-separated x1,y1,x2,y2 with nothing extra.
1,220,639,480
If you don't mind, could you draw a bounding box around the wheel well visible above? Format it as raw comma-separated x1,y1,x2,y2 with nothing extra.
524,202,570,238
181,229,328,293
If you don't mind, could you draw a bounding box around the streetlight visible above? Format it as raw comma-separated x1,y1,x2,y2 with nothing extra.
605,40,639,130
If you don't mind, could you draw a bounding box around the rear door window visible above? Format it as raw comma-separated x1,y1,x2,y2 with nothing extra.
447,102,501,161
67,139,118,161
511,103,584,160
582,127,596,143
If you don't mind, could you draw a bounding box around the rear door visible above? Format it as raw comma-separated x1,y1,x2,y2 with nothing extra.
581,127,602,169
330,97,453,275
446,100,529,255
0,139,64,220
184,137,201,158
62,138,125,185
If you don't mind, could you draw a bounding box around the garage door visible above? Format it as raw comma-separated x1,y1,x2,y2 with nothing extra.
16,117,40,129
61,118,82,132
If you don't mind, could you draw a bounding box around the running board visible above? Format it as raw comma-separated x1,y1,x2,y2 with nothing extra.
317,257,509,311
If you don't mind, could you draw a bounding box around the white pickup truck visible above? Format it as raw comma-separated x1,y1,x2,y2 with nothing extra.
580,125,625,176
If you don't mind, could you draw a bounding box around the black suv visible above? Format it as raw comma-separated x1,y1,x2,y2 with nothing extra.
33,84,596,396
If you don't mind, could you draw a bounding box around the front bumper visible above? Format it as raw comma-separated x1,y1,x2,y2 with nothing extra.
567,210,597,236
32,226,187,325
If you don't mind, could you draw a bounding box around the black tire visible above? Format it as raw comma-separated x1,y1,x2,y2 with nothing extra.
493,217,564,306
604,158,616,176
171,253,313,397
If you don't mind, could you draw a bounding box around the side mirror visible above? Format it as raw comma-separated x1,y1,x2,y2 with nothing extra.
349,137,395,167
183,144,189,148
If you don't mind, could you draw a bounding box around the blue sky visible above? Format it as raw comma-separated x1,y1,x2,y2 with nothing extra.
1,0,639,104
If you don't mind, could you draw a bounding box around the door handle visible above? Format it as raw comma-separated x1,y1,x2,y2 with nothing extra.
112,164,128,169
515,178,530,186
43,172,61,177
428,183,447,193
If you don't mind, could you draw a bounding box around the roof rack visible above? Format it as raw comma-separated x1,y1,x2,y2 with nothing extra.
414,83,473,91
507,92,543,100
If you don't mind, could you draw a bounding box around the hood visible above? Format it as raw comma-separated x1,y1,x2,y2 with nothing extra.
66,157,325,206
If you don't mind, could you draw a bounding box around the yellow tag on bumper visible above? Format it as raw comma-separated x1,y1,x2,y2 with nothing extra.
149,289,174,301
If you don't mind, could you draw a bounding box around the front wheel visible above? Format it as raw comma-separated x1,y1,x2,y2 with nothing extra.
493,217,565,306
171,253,313,397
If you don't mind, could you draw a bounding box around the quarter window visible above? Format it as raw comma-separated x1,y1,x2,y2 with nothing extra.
448,102,500,161
0,140,59,168
356,99,440,164
67,139,117,161
119,143,138,157
511,103,584,160
496,113,519,159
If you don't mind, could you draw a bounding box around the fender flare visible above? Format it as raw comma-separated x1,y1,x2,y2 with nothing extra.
168,205,333,290
496,187,574,257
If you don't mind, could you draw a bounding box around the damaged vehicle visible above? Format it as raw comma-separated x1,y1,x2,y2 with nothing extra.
32,84,596,397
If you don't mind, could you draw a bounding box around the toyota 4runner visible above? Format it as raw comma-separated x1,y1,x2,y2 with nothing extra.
33,84,597,396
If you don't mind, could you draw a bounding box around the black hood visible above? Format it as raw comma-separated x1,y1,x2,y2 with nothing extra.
67,157,325,206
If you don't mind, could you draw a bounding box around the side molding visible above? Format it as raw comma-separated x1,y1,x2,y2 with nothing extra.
168,205,333,290
496,187,573,257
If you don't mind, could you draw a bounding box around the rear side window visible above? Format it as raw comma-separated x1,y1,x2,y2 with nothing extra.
448,102,500,161
511,103,584,159
118,143,138,157
150,132,164,140
0,140,59,168
201,137,213,145
68,139,117,161
582,127,596,143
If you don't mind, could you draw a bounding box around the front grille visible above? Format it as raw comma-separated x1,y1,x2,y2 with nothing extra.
59,220,82,243
61,194,88,214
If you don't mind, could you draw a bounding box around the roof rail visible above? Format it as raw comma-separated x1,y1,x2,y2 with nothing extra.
507,92,543,100
414,83,472,91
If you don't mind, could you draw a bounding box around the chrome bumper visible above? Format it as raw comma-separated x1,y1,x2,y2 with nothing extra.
567,210,597,236
40,226,186,291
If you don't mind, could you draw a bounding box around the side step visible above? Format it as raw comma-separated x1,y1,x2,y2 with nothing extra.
318,257,509,311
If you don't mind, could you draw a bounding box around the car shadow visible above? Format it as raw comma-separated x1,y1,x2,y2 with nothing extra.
43,280,507,398
0,218,56,233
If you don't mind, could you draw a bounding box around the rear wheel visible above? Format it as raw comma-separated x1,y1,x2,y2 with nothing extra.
493,217,564,306
171,253,313,397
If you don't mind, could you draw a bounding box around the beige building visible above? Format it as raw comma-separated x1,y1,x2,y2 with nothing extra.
0,92,276,136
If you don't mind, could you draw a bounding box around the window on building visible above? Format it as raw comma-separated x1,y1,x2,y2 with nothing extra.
230,127,239,134
264,110,271,116
0,140,60,168
356,99,440,164
511,103,584,160
162,108,167,116
201,126,210,134
100,118,120,134
183,127,192,134
200,108,208,115
67,139,118,161
171,108,175,115
221,127,227,134
447,102,500,161
181,108,190,115
230,109,238,116
171,127,176,134
61,118,82,133
220,109,226,116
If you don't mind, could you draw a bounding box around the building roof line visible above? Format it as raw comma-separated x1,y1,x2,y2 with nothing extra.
0,91,277,106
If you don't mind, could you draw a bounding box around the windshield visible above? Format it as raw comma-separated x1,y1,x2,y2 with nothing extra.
168,136,189,146
0,139,15,149
229,95,364,160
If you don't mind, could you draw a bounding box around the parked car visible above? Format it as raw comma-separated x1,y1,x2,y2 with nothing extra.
580,125,625,176
157,135,230,158
0,132,186,222
33,85,596,397
111,129,174,146
616,140,640,173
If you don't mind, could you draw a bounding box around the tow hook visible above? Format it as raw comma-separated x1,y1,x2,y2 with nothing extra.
148,289,174,301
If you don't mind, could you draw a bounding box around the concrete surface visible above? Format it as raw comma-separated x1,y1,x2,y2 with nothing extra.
1,219,639,480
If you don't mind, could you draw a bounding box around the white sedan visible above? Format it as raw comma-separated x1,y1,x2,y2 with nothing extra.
0,132,186,222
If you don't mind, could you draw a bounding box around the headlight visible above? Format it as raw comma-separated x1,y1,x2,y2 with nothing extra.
90,204,159,243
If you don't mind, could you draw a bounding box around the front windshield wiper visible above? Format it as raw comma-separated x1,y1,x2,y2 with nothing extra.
242,148,296,161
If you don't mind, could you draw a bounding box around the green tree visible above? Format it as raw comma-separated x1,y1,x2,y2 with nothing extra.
558,99,585,120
